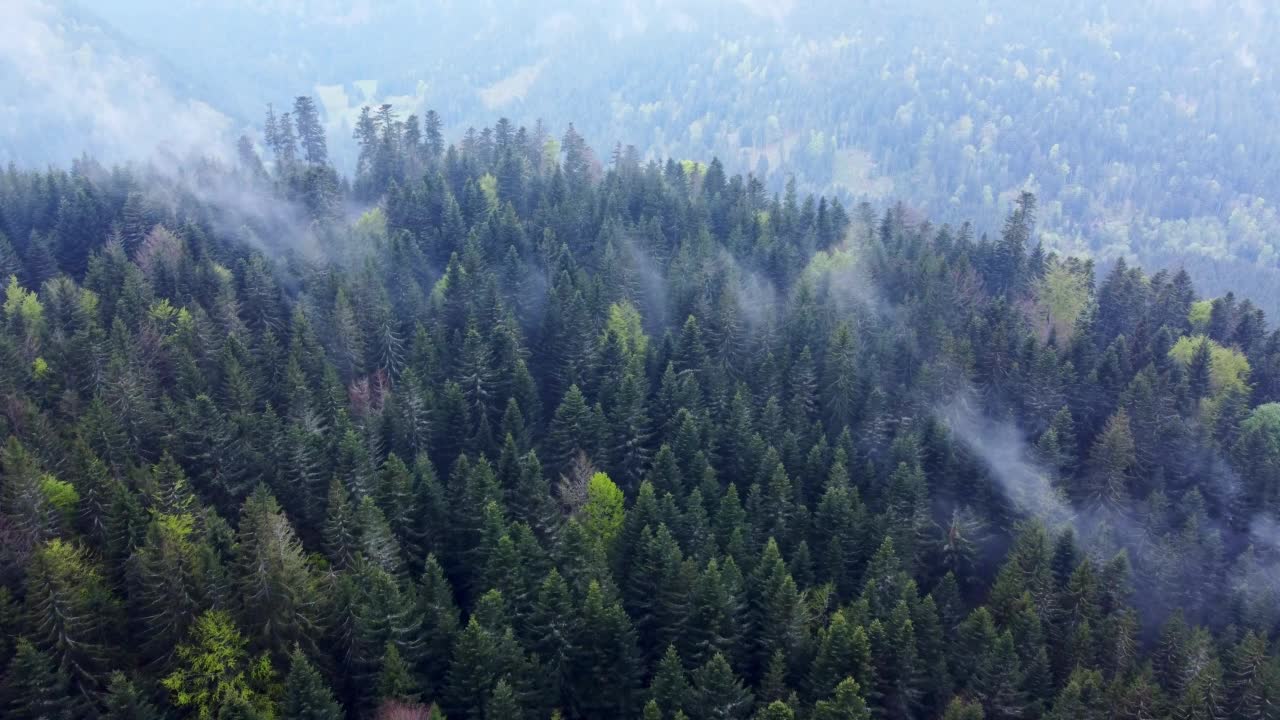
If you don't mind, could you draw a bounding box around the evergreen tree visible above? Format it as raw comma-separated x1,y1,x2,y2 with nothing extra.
650,645,691,718
101,672,165,720
418,554,462,696
3,639,79,720
293,96,328,165
812,678,871,720
689,653,754,720
486,678,524,720
570,581,642,718
282,649,344,720
376,642,421,706
23,538,117,693
234,487,321,661
161,610,274,720
127,511,215,668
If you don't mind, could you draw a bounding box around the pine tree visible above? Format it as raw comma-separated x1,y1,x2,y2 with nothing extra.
1177,657,1226,720
512,450,559,542
755,701,795,720
685,558,739,669
861,536,909,621
787,347,819,430
941,698,985,720
606,369,653,491
689,653,753,720
626,524,690,664
101,672,164,720
1045,668,1107,720
0,436,59,548
349,563,424,694
569,581,641,719
418,554,462,697
323,477,360,570
808,610,872,700
161,610,274,720
3,639,79,720
975,631,1026,720
293,96,328,165
282,649,344,720
1084,409,1136,511
486,678,523,720
357,495,407,579
234,487,321,662
1227,632,1272,720
528,568,577,705
823,323,860,432
444,617,501,720
748,539,805,681
650,645,691,718
376,642,421,706
448,456,505,599
127,511,214,668
546,385,599,476
812,678,871,720
23,538,117,693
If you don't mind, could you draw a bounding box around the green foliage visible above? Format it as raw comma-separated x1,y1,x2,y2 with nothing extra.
3,639,79,720
689,653,753,720
1188,300,1213,333
376,642,420,705
102,672,165,720
3,275,44,331
1035,260,1092,342
812,678,871,720
281,649,343,720
603,302,649,363
942,698,985,720
24,538,117,691
1169,335,1250,396
0,111,1279,720
38,474,78,518
234,488,322,662
485,678,521,720
354,207,388,238
161,610,275,720
581,472,625,553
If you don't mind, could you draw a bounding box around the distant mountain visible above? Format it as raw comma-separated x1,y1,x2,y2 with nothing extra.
7,0,1280,312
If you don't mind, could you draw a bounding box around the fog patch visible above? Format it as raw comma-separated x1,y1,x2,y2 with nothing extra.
0,0,234,166
937,392,1076,528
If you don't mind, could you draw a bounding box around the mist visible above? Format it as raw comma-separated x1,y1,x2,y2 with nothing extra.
0,0,236,166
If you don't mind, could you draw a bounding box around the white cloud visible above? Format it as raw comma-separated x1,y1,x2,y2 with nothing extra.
0,0,233,165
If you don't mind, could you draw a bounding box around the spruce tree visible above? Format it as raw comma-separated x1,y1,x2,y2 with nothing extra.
688,653,753,720
811,678,871,720
3,639,79,720
281,649,344,720
101,672,164,720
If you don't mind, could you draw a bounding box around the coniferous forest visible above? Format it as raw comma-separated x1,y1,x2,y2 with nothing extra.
2,100,1280,720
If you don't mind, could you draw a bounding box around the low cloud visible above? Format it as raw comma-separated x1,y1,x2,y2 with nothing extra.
0,0,234,166
937,391,1077,528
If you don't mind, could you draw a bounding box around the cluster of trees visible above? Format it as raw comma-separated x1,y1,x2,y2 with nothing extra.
1,104,1280,720
13,2,1280,311
567,0,1280,314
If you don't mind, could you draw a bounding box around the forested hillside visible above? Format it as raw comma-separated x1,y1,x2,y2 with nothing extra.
2,105,1280,719
11,0,1280,313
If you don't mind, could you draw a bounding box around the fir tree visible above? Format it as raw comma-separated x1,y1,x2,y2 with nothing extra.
282,649,344,720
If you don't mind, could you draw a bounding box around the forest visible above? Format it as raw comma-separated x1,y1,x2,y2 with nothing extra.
1,98,1280,719
9,0,1280,315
